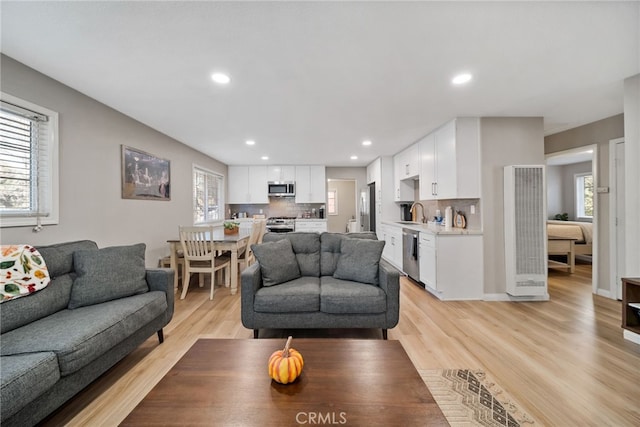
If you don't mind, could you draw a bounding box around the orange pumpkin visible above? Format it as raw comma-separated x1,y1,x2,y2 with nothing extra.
268,336,304,384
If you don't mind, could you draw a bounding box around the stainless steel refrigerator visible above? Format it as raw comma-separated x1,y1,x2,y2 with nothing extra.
360,183,376,232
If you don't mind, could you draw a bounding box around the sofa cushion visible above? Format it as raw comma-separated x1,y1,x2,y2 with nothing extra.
254,277,320,313
0,292,167,376
320,276,387,314
263,232,321,277
0,352,60,421
320,232,378,276
69,243,148,309
252,239,301,286
333,238,385,285
36,240,98,279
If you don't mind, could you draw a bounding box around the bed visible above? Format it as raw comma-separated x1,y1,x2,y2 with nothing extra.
547,220,593,273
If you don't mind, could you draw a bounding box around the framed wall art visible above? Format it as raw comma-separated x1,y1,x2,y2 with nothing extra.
121,145,171,200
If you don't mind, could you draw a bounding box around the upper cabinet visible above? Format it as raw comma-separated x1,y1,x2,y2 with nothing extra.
295,165,326,203
393,143,419,201
267,166,296,182
366,157,381,185
227,166,269,204
419,118,481,200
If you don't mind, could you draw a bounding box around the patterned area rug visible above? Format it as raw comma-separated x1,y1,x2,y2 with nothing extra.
420,369,538,427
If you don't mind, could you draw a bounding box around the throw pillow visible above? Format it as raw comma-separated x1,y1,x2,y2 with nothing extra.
1,245,51,303
333,238,385,285
251,239,301,286
69,243,148,309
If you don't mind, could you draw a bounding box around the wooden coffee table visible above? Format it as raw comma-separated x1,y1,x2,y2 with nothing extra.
122,339,448,426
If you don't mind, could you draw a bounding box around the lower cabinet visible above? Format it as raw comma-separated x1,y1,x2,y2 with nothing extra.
381,224,403,271
295,220,327,233
418,232,483,300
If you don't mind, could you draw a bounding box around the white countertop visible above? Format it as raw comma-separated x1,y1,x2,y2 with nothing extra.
382,220,482,235
295,218,327,222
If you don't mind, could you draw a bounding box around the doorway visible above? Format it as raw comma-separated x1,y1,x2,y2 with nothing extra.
326,179,357,233
545,145,598,295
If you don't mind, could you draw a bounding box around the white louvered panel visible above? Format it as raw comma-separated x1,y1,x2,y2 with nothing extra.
504,165,548,297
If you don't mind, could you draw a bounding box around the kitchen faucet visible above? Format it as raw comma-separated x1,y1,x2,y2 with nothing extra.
410,202,426,223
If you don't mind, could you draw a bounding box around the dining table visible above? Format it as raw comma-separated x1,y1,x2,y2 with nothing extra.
167,228,251,295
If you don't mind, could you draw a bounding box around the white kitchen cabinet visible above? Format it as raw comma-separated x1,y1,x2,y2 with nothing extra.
380,223,403,270
366,157,381,184
393,144,419,201
267,166,296,182
419,118,481,200
295,165,326,203
295,220,327,233
227,166,268,204
419,232,436,289
418,232,483,300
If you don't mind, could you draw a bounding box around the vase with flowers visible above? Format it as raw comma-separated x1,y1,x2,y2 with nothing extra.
223,221,240,235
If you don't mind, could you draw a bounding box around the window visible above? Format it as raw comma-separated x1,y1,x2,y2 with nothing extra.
193,165,224,224
575,173,593,220
327,189,338,215
0,94,58,228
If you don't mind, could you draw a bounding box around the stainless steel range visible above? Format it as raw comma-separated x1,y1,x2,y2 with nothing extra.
265,217,296,233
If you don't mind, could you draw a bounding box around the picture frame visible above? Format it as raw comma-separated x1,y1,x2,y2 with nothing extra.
121,145,171,200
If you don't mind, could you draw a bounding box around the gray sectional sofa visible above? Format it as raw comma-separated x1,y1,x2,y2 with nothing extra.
0,240,174,427
241,232,400,339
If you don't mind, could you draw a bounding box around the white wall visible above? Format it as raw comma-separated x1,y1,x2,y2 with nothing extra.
480,117,545,295
0,55,227,266
624,74,640,277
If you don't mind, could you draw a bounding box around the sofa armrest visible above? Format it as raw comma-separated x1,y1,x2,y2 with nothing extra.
240,262,263,328
378,259,400,328
146,268,175,323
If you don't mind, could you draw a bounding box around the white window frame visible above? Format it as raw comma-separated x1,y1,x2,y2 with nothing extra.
0,93,59,228
575,172,593,221
193,164,225,225
327,189,338,215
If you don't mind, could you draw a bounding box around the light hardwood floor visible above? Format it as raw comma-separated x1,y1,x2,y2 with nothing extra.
43,263,640,426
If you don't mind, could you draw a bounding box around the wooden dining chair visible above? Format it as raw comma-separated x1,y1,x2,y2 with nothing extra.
237,220,265,271
179,226,231,300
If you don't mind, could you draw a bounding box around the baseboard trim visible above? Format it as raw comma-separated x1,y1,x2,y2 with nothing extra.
484,293,550,302
596,289,613,299
623,329,640,345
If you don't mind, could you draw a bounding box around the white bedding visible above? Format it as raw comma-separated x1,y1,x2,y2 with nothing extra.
547,220,593,244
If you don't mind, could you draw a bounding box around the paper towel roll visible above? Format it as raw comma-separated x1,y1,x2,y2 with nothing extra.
444,206,452,230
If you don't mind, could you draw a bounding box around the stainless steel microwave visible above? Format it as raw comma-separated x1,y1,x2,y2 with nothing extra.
268,182,295,197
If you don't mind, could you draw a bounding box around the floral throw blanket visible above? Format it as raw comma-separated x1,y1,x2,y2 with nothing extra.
1,245,51,303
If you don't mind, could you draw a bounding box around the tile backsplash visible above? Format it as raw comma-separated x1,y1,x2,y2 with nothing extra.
411,198,481,230
228,198,324,219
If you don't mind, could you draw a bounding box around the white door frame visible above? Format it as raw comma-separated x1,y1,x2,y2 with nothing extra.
545,145,598,295
609,137,625,299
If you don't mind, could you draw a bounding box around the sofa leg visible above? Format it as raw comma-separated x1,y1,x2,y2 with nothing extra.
382,329,387,340
253,329,259,339
157,329,164,344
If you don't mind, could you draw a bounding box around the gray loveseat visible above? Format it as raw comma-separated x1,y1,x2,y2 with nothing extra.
241,232,400,339
0,240,174,427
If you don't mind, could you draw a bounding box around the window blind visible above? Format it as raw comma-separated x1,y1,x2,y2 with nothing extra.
0,100,53,221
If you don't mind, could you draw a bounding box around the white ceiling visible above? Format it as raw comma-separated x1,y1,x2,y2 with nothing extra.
1,1,638,167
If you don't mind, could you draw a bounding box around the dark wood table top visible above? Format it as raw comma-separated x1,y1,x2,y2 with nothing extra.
122,339,448,426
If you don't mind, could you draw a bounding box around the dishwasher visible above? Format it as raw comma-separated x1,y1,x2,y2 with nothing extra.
402,228,421,284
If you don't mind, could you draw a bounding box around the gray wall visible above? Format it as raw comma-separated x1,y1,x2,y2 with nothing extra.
480,117,545,295
0,55,227,266
547,161,592,221
624,74,640,277
544,114,624,296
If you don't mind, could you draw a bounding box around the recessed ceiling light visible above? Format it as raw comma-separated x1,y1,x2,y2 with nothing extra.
261,156,269,160
211,73,231,84
350,155,358,160
452,73,472,85
245,140,255,146
362,140,372,146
